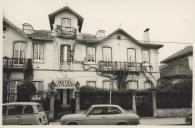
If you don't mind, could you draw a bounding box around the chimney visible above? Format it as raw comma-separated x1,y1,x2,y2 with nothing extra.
143,28,150,42
22,23,34,34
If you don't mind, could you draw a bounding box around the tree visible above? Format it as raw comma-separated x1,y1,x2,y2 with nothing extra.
17,80,36,102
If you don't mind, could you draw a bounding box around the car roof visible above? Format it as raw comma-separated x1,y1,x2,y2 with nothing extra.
3,102,40,106
91,104,120,107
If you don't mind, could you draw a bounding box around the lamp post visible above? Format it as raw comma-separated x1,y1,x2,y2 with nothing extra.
48,80,56,121
109,82,114,104
75,81,80,91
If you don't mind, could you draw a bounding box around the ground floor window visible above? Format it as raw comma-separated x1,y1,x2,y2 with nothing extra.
32,81,44,100
144,81,152,89
86,81,96,87
102,81,116,90
127,81,138,90
9,80,23,102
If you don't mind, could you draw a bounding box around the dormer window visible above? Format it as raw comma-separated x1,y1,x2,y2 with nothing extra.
61,18,71,28
22,23,34,34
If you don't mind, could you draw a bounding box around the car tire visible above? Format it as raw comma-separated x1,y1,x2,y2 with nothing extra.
117,122,128,125
67,122,79,125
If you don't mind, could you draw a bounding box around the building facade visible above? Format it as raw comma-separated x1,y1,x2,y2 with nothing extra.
3,6,163,109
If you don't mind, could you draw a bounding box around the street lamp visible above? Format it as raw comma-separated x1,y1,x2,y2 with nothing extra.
75,81,80,91
49,80,55,92
109,82,114,104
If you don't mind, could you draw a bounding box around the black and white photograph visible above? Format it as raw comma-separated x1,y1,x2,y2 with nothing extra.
2,0,194,126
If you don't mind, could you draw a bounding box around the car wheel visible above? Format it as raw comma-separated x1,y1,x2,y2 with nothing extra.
117,122,128,125
67,122,79,125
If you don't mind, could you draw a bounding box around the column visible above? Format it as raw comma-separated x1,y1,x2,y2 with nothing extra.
152,91,157,117
49,92,55,121
75,91,80,113
132,92,136,113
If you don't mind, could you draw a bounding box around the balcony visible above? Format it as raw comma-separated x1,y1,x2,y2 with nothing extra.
55,25,76,39
98,61,142,73
3,57,30,70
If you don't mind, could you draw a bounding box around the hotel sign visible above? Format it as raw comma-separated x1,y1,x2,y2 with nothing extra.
54,79,75,89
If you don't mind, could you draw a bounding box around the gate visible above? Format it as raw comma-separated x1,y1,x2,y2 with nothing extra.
136,92,153,117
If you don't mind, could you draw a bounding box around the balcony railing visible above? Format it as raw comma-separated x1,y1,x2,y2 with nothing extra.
99,61,141,72
56,25,76,38
3,57,30,69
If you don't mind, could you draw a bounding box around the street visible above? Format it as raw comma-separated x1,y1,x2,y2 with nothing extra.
49,117,187,125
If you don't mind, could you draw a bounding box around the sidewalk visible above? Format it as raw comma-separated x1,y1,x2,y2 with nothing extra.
49,117,187,125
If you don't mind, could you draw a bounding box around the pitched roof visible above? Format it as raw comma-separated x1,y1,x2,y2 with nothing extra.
161,45,193,63
28,30,53,41
77,33,101,43
101,28,163,49
48,6,84,32
3,16,27,38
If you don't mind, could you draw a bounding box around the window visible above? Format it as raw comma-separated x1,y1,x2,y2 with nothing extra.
86,81,96,87
9,80,23,102
144,81,152,89
86,47,96,63
107,107,121,114
89,107,107,115
61,18,71,28
24,105,33,114
13,42,25,64
102,81,116,90
127,81,138,90
127,48,136,62
142,50,150,63
32,81,44,100
7,105,23,115
102,47,112,61
33,43,44,62
37,105,44,112
3,106,7,115
60,45,71,69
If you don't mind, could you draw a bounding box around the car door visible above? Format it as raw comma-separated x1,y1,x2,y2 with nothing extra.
106,106,123,125
4,105,23,125
84,107,107,125
19,105,35,125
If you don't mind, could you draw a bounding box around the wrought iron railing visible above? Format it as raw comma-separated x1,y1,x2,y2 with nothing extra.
3,57,30,69
56,25,76,38
99,61,141,72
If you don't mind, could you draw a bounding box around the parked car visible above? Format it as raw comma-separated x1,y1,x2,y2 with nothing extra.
185,113,192,125
60,104,140,125
3,102,48,125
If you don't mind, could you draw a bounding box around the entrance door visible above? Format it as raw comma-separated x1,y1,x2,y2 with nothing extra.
136,93,153,117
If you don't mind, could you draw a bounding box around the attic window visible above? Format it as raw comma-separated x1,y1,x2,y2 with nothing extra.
22,23,34,34
117,35,121,40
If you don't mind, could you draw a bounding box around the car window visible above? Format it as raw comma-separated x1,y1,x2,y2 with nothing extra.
107,107,121,114
89,107,107,115
24,105,34,114
37,105,44,112
3,106,7,115
7,105,23,115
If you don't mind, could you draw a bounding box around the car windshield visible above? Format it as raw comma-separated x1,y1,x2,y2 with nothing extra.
83,106,93,115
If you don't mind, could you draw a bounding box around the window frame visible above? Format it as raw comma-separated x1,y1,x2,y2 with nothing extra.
33,42,44,62
86,46,96,63
102,47,112,61
127,80,138,90
127,48,136,63
12,41,26,64
142,49,150,64
61,18,71,28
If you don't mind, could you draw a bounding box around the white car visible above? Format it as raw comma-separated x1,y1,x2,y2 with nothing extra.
60,104,140,125
3,102,48,125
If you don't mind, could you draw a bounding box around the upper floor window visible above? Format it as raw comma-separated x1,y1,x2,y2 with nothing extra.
127,48,136,62
33,43,44,62
61,18,71,28
102,47,112,61
142,50,150,63
13,42,25,64
86,81,96,87
86,47,96,63
60,45,71,63
127,81,138,90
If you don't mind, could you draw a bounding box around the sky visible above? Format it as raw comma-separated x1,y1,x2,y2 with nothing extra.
2,0,195,62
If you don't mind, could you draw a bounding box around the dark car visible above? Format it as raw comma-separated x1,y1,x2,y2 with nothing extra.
185,113,192,125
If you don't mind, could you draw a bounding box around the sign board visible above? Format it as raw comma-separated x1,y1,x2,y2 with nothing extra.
54,78,75,89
